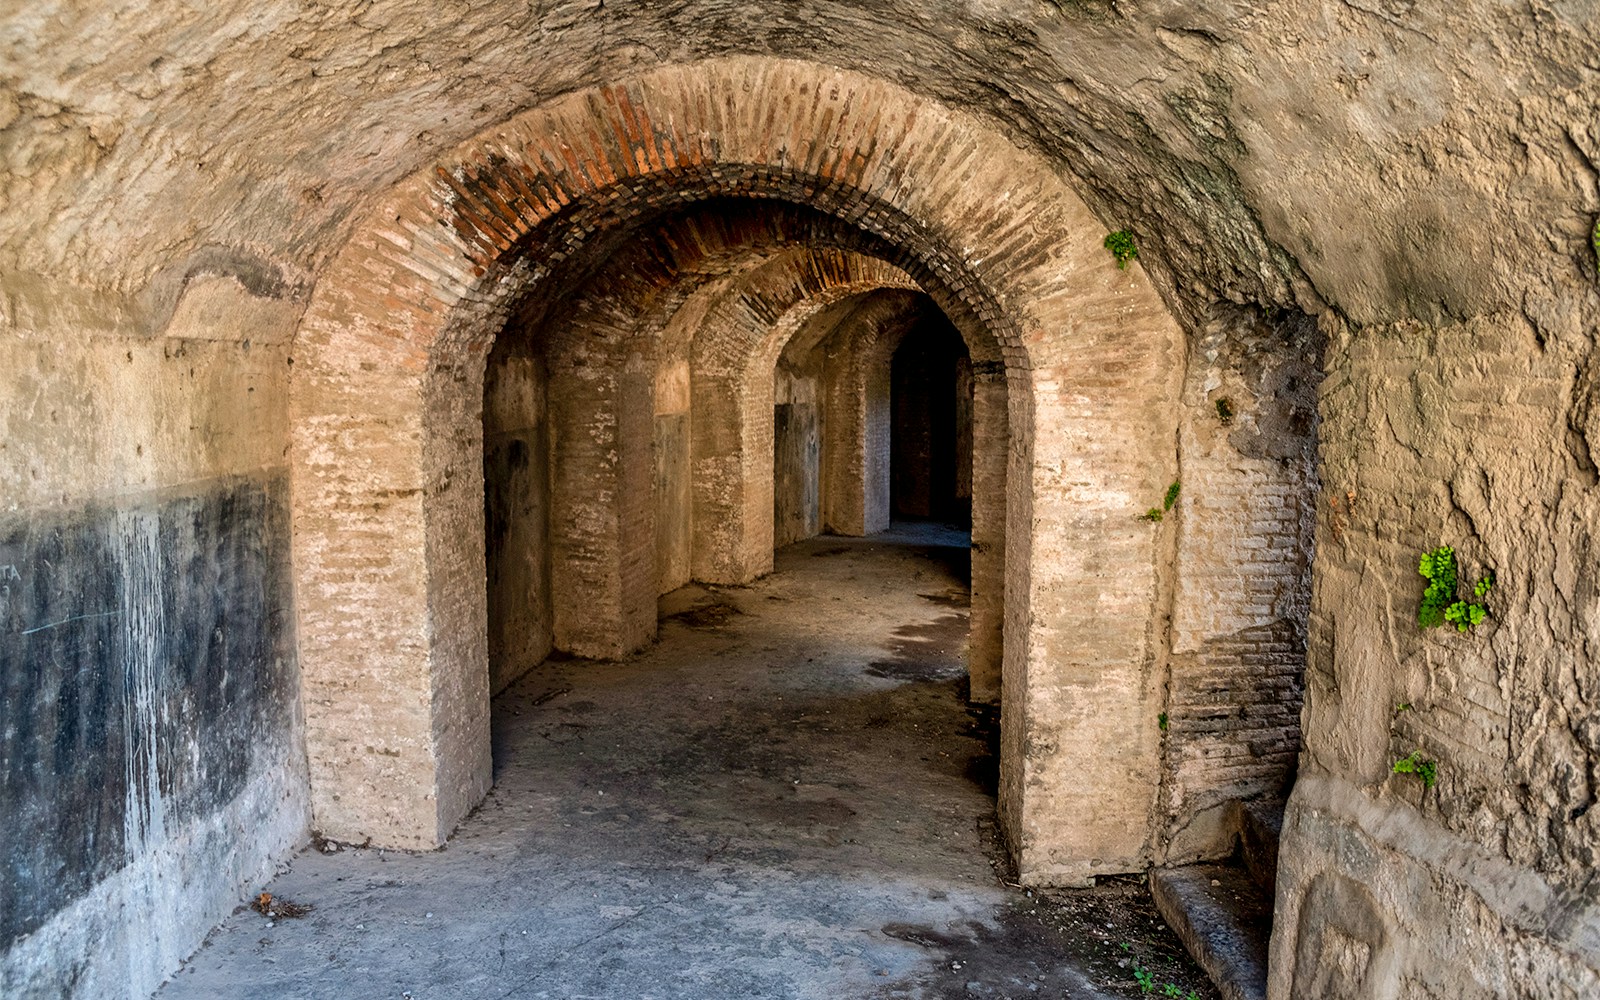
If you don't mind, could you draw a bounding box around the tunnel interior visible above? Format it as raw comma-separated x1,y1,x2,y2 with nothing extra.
20,28,1571,997
479,198,992,703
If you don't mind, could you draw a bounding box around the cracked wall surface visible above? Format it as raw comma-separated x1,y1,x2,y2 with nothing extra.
2,2,1598,997
1271,310,1600,998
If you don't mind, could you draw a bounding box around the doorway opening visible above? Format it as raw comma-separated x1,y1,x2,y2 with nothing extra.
890,314,973,530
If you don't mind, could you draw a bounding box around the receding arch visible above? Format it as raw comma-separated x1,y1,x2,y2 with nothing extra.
685,248,923,586
289,56,1186,886
485,204,961,652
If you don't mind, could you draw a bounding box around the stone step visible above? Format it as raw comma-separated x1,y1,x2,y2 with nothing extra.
1150,862,1272,1000
1237,798,1283,895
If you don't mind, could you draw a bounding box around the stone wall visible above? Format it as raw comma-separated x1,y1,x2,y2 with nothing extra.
0,277,308,999
1269,309,1600,998
1158,304,1321,863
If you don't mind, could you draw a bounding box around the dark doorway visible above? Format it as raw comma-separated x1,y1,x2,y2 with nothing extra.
890,319,973,527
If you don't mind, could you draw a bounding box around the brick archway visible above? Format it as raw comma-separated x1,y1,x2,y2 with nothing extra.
482,209,955,663
290,56,1185,885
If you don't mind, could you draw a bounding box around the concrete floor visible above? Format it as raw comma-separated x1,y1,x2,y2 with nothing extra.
161,526,1213,1000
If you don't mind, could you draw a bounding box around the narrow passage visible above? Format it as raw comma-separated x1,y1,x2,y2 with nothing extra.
162,528,1212,1000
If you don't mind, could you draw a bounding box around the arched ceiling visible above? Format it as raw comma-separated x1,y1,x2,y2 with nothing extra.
1,2,1596,334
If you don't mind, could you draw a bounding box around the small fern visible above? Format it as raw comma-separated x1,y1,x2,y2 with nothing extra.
1418,546,1491,632
1417,546,1457,627
1392,750,1438,789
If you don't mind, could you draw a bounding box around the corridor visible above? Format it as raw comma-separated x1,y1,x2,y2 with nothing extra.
159,529,1208,1000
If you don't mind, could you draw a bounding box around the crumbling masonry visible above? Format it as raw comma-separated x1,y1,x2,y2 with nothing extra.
2,4,1598,998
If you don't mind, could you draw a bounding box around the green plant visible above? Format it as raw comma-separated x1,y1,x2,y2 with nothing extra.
1592,217,1600,275
1417,546,1492,632
1120,947,1196,999
1445,597,1488,631
1392,750,1438,789
1215,397,1234,425
1139,481,1180,523
1158,712,1169,731
1105,229,1139,268
1417,546,1457,627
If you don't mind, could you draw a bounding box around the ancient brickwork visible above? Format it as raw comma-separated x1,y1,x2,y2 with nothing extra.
289,59,1185,892
1160,306,1320,861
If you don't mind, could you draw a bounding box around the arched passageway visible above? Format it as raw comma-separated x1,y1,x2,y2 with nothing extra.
478,205,986,696
289,57,1187,887
477,202,1001,672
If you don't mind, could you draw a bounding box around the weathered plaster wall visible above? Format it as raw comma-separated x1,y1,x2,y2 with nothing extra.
1269,309,1600,999
0,279,308,999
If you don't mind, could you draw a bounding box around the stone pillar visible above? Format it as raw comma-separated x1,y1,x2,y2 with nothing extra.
547,339,658,658
967,369,1008,703
292,356,492,849
690,374,776,585
653,358,693,595
772,372,822,547
998,304,1183,885
822,325,895,536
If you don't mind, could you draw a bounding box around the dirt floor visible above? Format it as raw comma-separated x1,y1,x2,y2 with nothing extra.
160,526,1217,1000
